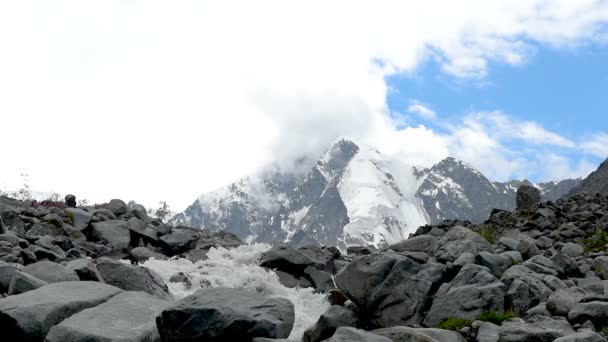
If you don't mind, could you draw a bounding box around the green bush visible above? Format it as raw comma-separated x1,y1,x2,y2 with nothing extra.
478,225,496,244
581,228,608,253
478,311,516,325
436,317,472,331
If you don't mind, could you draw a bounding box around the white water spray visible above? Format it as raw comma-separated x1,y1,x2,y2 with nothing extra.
141,243,329,340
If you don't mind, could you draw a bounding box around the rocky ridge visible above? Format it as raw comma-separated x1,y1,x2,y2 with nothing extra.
0,180,608,340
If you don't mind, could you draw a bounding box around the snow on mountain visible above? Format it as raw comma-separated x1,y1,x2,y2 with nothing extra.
172,138,580,249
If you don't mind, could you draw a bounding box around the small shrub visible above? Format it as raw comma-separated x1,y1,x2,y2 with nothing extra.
478,225,496,244
601,327,608,337
479,310,517,325
436,317,472,331
581,228,608,254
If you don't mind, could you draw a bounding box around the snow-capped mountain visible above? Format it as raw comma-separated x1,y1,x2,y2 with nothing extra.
171,138,580,249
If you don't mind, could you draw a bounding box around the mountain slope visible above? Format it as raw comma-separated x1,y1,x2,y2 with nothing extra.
567,158,608,196
172,138,579,248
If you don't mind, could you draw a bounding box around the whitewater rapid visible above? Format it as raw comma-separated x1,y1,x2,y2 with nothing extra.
141,243,329,340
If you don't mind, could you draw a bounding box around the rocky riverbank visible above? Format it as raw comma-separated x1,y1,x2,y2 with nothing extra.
0,188,608,341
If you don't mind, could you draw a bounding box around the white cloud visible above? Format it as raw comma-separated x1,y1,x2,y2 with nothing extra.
408,101,437,120
581,132,608,157
0,1,607,209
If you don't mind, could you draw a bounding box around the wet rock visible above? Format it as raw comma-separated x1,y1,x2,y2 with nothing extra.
130,246,168,263
159,228,199,256
95,257,172,300
156,287,295,341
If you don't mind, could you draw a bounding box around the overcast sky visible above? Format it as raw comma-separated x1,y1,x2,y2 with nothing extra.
1,1,608,211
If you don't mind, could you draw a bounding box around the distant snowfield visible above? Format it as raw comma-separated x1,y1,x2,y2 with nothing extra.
142,244,329,340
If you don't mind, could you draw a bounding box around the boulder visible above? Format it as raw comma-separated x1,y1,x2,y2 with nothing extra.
107,199,128,215
424,264,505,326
90,220,131,249
65,258,104,282
553,331,608,342
130,204,149,221
501,265,566,313
477,251,512,277
156,287,295,341
546,287,586,317
476,322,500,342
324,327,392,342
499,318,574,342
64,194,76,208
561,242,584,258
591,256,608,280
169,272,192,288
303,305,360,342
568,301,608,328
516,185,540,211
373,326,467,342
95,257,172,300
260,245,316,273
65,208,91,231
8,271,47,295
22,260,79,283
0,281,122,342
334,251,445,327
0,262,20,292
45,291,170,342
159,228,199,256
131,246,168,263
389,235,436,254
434,226,493,263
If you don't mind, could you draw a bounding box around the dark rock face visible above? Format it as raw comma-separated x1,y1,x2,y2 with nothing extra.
303,305,360,342
156,287,295,341
568,158,608,196
64,195,76,208
0,281,122,342
334,251,446,327
516,185,541,211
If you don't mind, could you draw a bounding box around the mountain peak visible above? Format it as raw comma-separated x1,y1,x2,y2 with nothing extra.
317,137,360,180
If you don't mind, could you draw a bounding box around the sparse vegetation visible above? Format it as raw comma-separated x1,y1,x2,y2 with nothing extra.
77,198,90,207
478,310,518,325
436,317,472,331
156,201,171,222
581,228,608,253
478,225,496,244
10,173,32,201
601,327,608,337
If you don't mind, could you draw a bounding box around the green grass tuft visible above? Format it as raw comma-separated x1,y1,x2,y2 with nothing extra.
581,228,608,254
478,225,496,244
478,310,517,325
436,317,473,331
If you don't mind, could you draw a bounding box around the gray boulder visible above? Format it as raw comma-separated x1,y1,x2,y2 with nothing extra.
499,318,574,342
130,204,149,221
373,326,466,342
389,235,436,254
159,228,199,256
476,322,500,342
434,226,493,263
107,199,128,215
424,264,505,326
553,331,608,342
334,251,445,327
23,261,79,283
46,291,170,342
501,265,566,313
561,242,584,258
65,208,92,231
324,327,392,342
260,245,316,273
95,257,172,300
156,287,295,341
477,251,512,277
8,270,47,295
516,185,540,211
131,246,168,263
568,301,608,328
0,262,20,292
546,287,586,317
304,305,360,342
591,256,608,280
0,281,122,342
65,258,104,282
90,220,131,249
